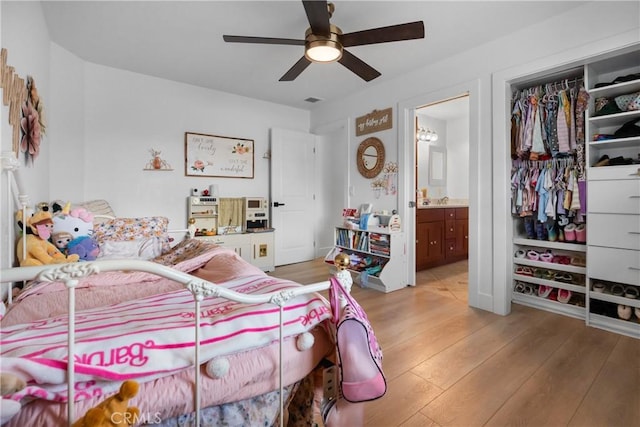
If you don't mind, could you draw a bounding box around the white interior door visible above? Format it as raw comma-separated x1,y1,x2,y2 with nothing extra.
270,128,316,266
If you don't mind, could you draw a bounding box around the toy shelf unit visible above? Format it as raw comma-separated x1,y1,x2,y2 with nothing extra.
187,196,218,237
325,226,407,293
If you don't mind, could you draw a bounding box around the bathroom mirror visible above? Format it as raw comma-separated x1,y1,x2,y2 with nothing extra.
357,137,385,178
428,145,447,187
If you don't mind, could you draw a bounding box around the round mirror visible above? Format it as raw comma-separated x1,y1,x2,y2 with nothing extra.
357,137,385,178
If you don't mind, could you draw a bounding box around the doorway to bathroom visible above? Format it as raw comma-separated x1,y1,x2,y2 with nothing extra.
415,94,470,302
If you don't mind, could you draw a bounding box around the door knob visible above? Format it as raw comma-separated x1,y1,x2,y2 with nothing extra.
273,202,286,207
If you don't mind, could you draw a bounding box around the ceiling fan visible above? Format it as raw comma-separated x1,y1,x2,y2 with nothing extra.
223,0,425,82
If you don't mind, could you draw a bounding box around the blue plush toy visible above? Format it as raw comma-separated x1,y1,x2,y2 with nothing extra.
67,235,100,261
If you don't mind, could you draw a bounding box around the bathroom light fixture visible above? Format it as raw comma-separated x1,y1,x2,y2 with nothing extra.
416,127,438,142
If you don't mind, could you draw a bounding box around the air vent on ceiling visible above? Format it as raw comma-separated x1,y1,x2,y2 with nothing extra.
304,97,323,103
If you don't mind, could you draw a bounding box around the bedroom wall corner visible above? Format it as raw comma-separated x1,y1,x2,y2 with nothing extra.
1,1,51,274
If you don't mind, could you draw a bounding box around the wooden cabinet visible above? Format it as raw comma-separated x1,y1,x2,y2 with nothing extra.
416,207,468,270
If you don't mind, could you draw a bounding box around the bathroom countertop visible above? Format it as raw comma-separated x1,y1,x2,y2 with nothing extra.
417,198,468,209
418,204,468,209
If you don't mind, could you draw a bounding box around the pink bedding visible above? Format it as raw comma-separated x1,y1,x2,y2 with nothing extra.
1,239,335,426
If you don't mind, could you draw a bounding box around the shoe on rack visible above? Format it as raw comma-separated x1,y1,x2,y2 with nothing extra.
617,305,632,320
564,223,577,242
575,224,587,243
538,285,553,298
557,289,572,304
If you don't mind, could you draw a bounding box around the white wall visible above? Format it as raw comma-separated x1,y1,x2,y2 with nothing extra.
446,116,469,200
50,53,310,230
1,1,51,274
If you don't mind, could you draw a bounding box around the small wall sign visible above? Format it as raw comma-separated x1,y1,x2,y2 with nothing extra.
355,107,393,136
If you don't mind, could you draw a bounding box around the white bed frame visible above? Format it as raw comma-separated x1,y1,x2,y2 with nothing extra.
0,151,340,427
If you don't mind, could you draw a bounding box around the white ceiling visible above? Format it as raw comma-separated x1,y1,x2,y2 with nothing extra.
40,1,587,111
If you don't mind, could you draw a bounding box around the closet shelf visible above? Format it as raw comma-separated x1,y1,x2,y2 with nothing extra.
589,291,640,308
512,293,585,320
588,109,640,127
513,273,586,293
513,258,586,275
588,79,640,98
588,136,640,149
588,313,640,339
513,237,587,252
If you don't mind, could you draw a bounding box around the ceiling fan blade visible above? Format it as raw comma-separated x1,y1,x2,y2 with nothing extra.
338,49,381,82
223,35,304,46
341,21,425,47
302,0,330,37
279,56,312,81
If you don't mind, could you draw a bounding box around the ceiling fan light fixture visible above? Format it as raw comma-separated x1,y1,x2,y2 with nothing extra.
306,42,342,62
305,25,343,63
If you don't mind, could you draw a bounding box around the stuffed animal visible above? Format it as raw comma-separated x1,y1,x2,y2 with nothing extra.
16,210,80,266
1,372,26,425
53,204,100,261
67,236,100,261
72,380,140,427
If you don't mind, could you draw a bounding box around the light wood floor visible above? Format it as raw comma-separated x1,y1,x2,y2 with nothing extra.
270,258,640,427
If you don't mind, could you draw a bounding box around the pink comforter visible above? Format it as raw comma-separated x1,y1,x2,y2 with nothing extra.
1,239,335,426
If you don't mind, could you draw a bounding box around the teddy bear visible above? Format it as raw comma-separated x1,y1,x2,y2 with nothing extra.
16,210,80,266
53,203,100,261
72,380,140,427
1,372,26,425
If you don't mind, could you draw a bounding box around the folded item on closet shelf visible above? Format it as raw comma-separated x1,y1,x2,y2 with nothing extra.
614,118,640,138
593,134,615,141
594,97,622,116
614,92,640,111
594,73,640,88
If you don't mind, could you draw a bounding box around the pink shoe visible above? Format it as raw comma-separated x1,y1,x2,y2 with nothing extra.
557,289,572,304
564,223,577,242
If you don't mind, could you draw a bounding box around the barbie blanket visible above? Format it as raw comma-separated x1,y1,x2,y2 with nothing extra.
1,274,331,403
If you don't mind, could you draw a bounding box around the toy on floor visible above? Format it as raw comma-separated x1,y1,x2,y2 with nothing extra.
1,372,26,425
16,210,80,266
72,380,140,427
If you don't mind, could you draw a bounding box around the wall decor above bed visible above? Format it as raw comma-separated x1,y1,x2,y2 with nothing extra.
185,132,254,178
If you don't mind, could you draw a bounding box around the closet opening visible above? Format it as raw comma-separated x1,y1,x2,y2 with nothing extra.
415,94,470,302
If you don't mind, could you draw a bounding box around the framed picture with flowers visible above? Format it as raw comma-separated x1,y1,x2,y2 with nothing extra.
184,132,254,178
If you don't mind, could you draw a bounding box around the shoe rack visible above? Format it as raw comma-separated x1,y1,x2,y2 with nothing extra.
510,45,640,338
